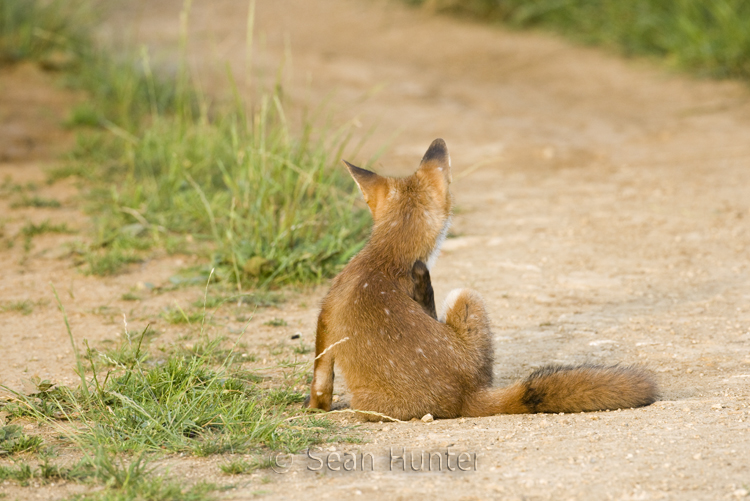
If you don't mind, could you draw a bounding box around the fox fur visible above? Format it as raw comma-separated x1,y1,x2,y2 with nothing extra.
307,139,656,421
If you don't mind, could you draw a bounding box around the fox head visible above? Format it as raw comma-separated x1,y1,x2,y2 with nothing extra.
343,138,453,269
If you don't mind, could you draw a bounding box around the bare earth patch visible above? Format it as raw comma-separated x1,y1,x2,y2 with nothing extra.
2,0,750,499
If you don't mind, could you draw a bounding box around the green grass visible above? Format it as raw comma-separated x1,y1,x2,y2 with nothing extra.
0,0,90,65
0,299,38,315
193,290,284,309
0,453,216,500
292,342,312,355
78,353,320,454
84,248,143,276
1,291,341,499
63,315,326,457
0,462,37,484
162,305,206,325
74,95,370,284
0,425,43,455
219,456,271,475
120,291,141,301
1,0,370,285
20,219,75,237
1,0,358,497
264,318,287,327
408,0,750,81
11,196,62,208
16,219,76,253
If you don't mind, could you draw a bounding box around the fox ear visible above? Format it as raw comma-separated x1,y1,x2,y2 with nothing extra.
343,160,388,215
418,138,452,184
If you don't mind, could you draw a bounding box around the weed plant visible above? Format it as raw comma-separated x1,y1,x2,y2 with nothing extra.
1,0,370,286
408,0,750,81
0,425,43,455
1,286,337,498
0,0,90,63
21,219,75,237
0,299,39,315
75,84,370,286
2,1,354,497
11,196,62,208
3,289,330,456
0,453,216,499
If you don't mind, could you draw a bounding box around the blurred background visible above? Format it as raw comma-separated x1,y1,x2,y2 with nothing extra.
2,2,750,500
4,0,749,286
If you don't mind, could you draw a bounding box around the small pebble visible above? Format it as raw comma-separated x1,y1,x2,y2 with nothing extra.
421,413,434,423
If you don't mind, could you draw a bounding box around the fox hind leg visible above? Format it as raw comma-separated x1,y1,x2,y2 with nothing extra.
441,288,494,388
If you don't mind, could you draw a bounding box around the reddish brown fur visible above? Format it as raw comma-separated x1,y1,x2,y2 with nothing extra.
307,139,657,421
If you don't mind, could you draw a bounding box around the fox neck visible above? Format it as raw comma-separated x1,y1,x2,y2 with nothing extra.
362,215,451,274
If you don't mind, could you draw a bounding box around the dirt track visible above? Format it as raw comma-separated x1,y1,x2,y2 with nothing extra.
2,0,750,499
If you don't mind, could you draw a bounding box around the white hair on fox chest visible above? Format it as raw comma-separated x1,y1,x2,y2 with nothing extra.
426,216,451,270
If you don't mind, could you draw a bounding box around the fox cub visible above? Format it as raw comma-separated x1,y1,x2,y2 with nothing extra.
307,139,656,420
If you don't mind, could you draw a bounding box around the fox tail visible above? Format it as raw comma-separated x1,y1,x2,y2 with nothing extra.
461,364,657,416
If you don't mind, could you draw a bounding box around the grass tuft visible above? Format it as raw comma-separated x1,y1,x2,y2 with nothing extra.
1,309,339,497
264,318,287,327
84,248,143,276
0,0,90,65
161,305,205,325
21,219,75,237
410,0,750,81
0,299,41,315
3,0,370,287
0,452,216,500
193,290,284,309
11,196,62,209
4,321,333,456
77,98,370,286
219,456,270,475
0,425,43,456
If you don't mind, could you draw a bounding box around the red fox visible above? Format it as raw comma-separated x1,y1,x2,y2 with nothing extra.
307,139,656,420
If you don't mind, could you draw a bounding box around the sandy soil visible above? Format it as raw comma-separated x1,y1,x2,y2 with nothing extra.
2,0,750,499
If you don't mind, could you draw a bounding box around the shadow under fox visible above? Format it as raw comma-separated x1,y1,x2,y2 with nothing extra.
307,139,656,420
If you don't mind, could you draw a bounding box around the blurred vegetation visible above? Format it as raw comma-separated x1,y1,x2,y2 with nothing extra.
0,0,369,287
0,0,90,64
407,0,750,81
2,1,362,497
